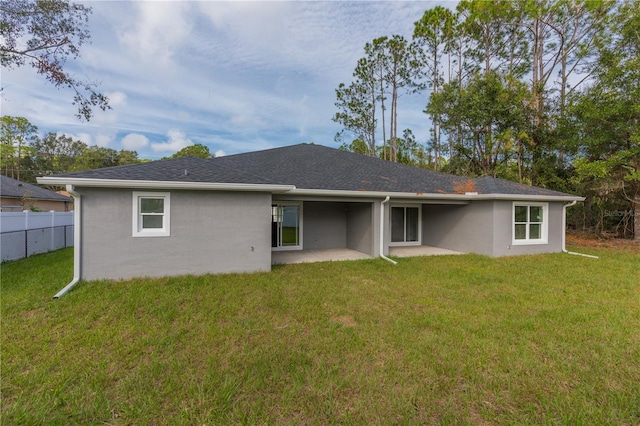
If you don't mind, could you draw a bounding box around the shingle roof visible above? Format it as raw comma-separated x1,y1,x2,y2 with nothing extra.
210,143,456,192
210,144,573,197
0,175,72,201
49,156,274,185
47,143,577,198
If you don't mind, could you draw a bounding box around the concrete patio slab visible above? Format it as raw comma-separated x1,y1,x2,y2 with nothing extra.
272,248,372,265
389,246,464,257
272,245,464,265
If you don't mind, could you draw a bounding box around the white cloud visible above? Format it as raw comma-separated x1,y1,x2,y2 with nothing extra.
229,114,266,128
119,2,192,69
214,150,226,157
67,132,93,146
106,91,128,108
121,133,150,150
151,130,192,153
62,132,115,148
95,134,114,147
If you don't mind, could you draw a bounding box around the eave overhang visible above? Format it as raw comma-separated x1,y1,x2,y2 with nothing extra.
37,177,296,193
287,188,585,202
37,177,584,202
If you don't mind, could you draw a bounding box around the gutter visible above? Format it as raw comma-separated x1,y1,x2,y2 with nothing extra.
562,200,599,259
37,176,295,193
379,196,398,265
53,185,82,298
289,188,584,202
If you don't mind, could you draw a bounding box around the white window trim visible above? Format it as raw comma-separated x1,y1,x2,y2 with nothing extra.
512,202,548,245
389,204,422,247
271,202,303,251
132,191,171,237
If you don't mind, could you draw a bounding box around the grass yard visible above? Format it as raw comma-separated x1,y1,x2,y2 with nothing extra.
2,245,639,425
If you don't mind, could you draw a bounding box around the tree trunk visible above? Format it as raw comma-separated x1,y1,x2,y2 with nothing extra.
433,51,440,170
370,82,376,157
388,53,397,163
379,63,387,161
17,140,21,181
583,196,593,232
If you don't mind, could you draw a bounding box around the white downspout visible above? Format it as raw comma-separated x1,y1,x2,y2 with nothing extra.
54,185,82,298
562,200,599,259
380,196,398,265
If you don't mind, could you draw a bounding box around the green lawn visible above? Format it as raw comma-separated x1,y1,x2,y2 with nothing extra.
2,247,639,425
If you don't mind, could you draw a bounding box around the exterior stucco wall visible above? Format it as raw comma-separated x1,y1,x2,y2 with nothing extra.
422,201,495,256
346,202,373,255
303,201,347,249
423,200,565,257
372,200,382,258
381,201,390,255
78,188,271,281
491,201,564,256
31,199,72,212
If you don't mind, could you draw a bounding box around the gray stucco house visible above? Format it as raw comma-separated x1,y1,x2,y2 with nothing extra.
38,143,583,295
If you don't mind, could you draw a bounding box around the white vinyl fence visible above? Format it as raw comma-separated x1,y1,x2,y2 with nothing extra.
1,211,74,262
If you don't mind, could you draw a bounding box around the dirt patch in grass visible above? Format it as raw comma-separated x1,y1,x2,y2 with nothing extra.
347,276,378,285
331,315,357,327
567,232,640,252
23,308,45,319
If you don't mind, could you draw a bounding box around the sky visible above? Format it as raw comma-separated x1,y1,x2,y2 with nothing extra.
2,1,453,160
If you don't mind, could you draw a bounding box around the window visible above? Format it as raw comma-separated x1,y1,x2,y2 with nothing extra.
390,205,421,245
132,192,170,237
513,203,548,245
272,202,302,250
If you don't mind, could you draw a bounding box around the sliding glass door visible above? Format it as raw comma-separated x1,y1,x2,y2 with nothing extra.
390,205,421,245
272,203,302,250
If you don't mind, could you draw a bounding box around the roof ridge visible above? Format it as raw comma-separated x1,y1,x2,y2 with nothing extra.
219,143,308,160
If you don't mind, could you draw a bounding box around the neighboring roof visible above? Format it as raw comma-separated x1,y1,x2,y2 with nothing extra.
1,175,72,202
39,143,582,200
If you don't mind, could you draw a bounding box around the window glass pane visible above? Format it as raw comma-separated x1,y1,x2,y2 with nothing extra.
529,224,541,239
530,206,543,222
141,198,164,214
142,215,163,229
514,205,528,222
514,224,527,240
406,207,419,242
281,205,299,246
391,207,405,242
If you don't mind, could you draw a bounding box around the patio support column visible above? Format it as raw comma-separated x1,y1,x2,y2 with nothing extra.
380,196,397,265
